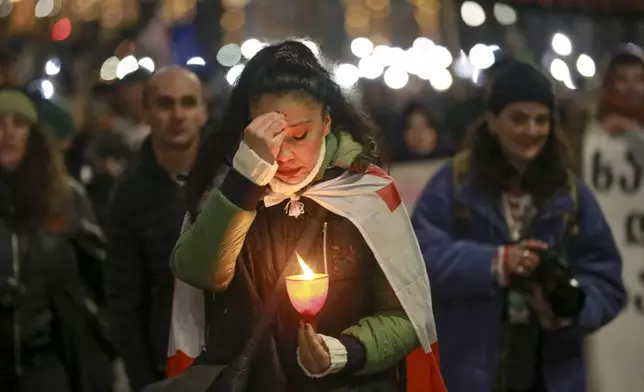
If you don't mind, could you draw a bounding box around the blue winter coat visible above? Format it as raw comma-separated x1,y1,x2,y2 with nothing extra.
411,162,625,392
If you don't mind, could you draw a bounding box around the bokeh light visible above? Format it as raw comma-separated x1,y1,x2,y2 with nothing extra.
240,38,265,59
45,58,61,76
552,33,572,56
217,44,242,67
351,37,374,58
461,1,486,27
383,67,409,89
226,64,245,85
576,54,596,78
52,18,72,41
333,63,360,88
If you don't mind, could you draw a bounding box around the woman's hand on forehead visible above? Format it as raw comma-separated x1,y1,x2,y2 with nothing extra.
243,112,289,163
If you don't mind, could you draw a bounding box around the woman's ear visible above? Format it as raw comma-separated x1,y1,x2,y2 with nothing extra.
323,113,332,136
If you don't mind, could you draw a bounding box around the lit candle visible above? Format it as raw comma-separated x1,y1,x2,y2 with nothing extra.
285,253,329,330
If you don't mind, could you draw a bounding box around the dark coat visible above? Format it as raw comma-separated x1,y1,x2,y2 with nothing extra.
0,177,114,392
105,139,185,391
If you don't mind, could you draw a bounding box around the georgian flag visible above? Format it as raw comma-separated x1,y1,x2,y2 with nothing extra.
166,165,446,390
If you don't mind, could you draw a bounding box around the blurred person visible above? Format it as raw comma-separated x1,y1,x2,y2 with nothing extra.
359,79,398,158
105,66,206,391
0,87,113,391
167,41,443,391
37,96,77,154
393,101,454,161
0,51,15,85
0,53,77,155
104,69,152,152
445,56,519,148
80,131,132,229
66,84,138,227
185,63,222,135
591,44,644,167
412,62,625,392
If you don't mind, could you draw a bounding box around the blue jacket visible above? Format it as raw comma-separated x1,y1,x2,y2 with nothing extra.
412,162,625,392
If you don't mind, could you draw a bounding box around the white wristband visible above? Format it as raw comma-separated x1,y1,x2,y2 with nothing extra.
232,141,278,186
297,334,348,379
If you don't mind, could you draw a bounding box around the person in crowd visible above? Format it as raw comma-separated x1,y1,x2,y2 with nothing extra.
393,101,454,161
412,62,625,392
589,44,644,167
167,41,442,391
80,131,132,229
185,63,223,136
359,79,398,160
38,97,77,154
66,80,141,229
0,52,77,155
0,87,113,391
102,69,152,152
0,50,16,85
105,66,206,391
445,56,519,148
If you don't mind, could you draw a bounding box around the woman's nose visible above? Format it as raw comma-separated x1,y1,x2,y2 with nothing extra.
276,146,294,163
526,122,541,136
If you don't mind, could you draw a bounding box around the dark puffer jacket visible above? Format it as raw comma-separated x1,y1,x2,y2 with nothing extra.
171,132,419,391
105,139,186,391
0,177,113,391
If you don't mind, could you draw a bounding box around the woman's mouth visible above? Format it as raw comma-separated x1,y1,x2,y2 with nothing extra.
277,167,302,178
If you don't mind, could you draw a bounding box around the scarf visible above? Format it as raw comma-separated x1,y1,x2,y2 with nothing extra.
265,131,363,217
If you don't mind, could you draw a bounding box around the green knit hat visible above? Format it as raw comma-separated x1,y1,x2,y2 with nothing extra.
0,89,38,124
39,98,76,141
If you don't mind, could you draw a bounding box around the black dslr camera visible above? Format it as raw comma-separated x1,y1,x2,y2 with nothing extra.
514,248,586,319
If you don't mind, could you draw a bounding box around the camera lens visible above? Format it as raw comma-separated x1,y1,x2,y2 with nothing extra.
548,282,586,318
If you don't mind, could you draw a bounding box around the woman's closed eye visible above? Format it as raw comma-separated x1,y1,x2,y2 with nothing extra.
292,132,308,141
288,124,310,141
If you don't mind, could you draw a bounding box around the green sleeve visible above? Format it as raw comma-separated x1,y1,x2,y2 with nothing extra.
341,264,419,375
170,189,256,291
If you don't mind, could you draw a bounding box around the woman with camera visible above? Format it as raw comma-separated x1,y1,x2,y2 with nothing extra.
412,61,625,392
0,87,113,391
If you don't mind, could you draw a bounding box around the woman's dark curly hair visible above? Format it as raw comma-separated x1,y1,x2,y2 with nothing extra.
185,40,380,215
468,112,572,205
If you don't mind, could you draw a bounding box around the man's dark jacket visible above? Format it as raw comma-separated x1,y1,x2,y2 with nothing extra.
105,139,185,391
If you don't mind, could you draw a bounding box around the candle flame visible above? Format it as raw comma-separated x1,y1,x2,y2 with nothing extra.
296,252,315,280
